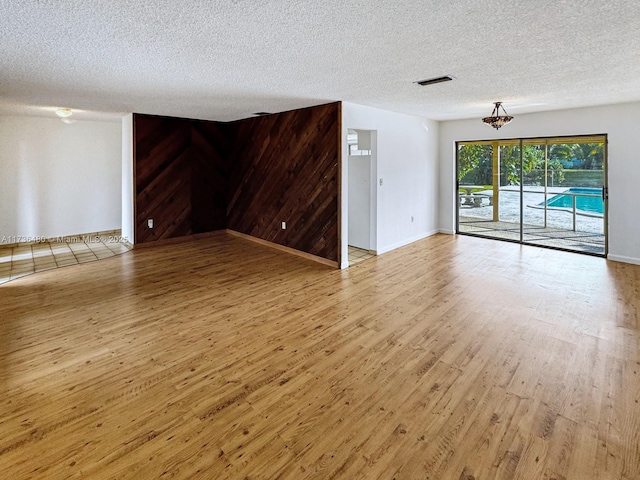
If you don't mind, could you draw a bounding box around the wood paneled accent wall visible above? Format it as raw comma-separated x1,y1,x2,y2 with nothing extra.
227,103,340,262
133,102,340,263
134,115,230,243
190,120,232,234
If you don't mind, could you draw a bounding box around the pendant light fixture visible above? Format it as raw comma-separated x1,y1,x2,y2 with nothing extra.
482,102,513,129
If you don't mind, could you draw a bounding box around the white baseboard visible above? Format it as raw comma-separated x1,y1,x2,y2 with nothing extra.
376,229,439,255
438,228,456,235
607,254,640,265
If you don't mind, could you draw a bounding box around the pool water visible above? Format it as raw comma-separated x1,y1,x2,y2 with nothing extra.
544,188,604,214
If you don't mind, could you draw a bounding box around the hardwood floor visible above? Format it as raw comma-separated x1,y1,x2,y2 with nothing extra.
0,232,638,479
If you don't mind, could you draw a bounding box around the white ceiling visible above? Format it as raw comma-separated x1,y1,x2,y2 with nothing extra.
1,0,639,123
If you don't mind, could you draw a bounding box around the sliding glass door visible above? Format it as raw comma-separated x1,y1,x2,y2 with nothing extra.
457,135,607,256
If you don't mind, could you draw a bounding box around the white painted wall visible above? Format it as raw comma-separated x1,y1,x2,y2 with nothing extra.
439,101,640,264
0,115,122,243
348,154,371,249
121,114,134,245
342,102,440,268
355,129,371,150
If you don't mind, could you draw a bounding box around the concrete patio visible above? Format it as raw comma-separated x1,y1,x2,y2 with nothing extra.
458,187,606,255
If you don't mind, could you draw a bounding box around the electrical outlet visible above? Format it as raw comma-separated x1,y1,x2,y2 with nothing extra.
411,216,414,223
379,178,383,186
281,221,286,229
147,218,154,228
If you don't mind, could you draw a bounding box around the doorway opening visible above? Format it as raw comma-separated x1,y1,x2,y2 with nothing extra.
456,135,607,256
347,129,377,266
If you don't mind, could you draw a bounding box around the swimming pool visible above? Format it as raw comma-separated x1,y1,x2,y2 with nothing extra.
543,188,604,214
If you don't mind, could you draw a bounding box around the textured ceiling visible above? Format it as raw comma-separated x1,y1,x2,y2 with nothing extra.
1,0,640,122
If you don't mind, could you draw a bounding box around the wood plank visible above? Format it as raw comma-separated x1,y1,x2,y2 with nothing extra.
227,103,340,262
134,114,231,243
133,104,340,264
0,233,639,479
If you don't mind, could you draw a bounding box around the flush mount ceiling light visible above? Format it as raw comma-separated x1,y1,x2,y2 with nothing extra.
482,102,513,129
414,75,454,86
55,108,73,118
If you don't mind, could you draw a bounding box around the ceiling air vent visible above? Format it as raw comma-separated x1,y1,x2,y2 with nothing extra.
253,112,271,116
415,75,454,86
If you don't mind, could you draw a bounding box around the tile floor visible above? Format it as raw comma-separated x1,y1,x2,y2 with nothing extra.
0,230,131,285
348,245,375,266
1,237,373,283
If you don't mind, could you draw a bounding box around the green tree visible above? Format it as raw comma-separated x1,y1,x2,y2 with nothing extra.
549,143,604,170
458,144,492,184
458,142,566,187
499,145,564,186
